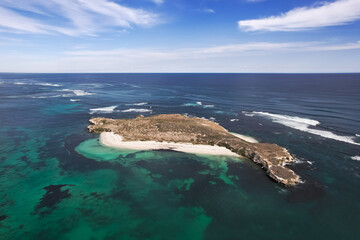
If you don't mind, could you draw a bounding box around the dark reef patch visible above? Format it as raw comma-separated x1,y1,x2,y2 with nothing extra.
0,215,7,221
34,184,74,216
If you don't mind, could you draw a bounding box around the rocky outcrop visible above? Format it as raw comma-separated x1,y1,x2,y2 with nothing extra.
88,114,300,186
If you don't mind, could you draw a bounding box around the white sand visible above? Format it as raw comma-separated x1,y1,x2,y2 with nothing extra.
99,132,239,156
230,132,259,143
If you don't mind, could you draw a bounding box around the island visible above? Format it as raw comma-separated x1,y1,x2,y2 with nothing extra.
88,114,300,186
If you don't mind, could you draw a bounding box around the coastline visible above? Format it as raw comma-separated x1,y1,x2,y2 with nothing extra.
99,132,239,157
89,114,300,186
230,132,258,143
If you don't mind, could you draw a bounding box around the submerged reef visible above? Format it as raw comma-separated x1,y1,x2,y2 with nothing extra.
88,114,300,186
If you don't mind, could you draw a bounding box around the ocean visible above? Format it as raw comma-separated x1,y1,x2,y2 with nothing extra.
0,73,359,240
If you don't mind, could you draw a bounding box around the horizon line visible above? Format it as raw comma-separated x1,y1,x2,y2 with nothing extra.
0,72,359,74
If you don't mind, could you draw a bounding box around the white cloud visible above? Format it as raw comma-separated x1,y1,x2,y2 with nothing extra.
0,0,159,36
150,0,164,5
238,0,360,31
203,8,215,13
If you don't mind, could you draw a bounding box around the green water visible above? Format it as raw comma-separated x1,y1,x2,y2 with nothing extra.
0,133,246,240
1,131,358,240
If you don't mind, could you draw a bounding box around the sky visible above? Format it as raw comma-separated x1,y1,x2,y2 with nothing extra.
0,0,359,73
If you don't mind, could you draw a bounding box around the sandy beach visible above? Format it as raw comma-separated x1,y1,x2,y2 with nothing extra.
99,132,239,156
230,132,259,143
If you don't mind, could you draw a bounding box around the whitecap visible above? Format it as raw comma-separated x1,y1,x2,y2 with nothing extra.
351,156,360,161
292,158,305,164
32,94,63,99
13,82,62,87
123,83,140,88
230,119,239,122
126,102,148,106
73,90,94,96
252,111,320,126
183,103,199,107
121,108,152,113
70,99,80,102
209,117,216,121
90,105,117,114
59,89,94,97
36,83,62,87
203,105,215,108
242,111,255,117
183,101,214,108
356,134,360,137
251,111,360,146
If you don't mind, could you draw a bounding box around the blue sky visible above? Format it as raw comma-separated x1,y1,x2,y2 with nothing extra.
0,0,359,73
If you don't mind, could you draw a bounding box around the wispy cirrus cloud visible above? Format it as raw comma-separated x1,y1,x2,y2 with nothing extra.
150,0,165,5
0,0,159,36
1,41,359,73
65,40,360,59
238,0,360,31
246,0,266,2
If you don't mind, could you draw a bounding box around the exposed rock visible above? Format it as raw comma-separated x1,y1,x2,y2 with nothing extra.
88,114,300,186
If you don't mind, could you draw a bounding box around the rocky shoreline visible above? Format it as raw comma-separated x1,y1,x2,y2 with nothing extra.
88,114,300,186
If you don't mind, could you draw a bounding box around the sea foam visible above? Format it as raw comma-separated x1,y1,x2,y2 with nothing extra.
121,108,152,113
183,101,215,108
126,102,148,106
37,83,62,87
248,111,359,146
73,90,94,96
90,105,117,114
14,82,62,87
351,156,360,161
59,89,94,97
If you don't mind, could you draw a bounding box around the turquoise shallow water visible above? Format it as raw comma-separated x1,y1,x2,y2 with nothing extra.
0,73,360,239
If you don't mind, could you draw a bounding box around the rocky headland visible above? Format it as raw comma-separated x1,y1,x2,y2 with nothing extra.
88,114,300,186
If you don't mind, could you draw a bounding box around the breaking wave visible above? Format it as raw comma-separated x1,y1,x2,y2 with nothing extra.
90,106,117,114
37,83,62,87
351,156,360,161
121,108,152,113
59,89,94,97
126,102,148,106
31,95,63,99
14,82,62,87
183,101,215,108
123,83,140,88
247,111,360,146
73,90,93,96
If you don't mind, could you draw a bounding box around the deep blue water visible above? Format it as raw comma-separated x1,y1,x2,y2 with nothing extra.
0,73,359,239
